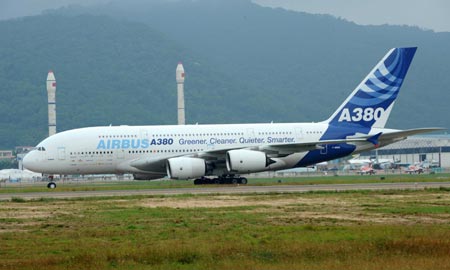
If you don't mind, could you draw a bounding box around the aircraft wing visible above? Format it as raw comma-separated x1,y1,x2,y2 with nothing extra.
192,136,378,160
129,128,444,172
253,127,444,158
129,157,167,172
257,137,372,154
129,135,382,171
129,148,241,171
129,149,236,172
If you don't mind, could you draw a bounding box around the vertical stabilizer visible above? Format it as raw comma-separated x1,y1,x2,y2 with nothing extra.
325,47,417,129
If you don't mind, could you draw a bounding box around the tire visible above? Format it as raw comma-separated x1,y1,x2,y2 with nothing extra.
47,182,56,189
231,178,238,184
239,177,248,185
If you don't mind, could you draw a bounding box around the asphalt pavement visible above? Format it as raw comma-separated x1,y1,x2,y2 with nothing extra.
1,181,449,201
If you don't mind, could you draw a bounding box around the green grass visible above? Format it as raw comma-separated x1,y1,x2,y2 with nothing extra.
10,196,26,203
0,189,449,269
377,205,450,214
251,173,450,186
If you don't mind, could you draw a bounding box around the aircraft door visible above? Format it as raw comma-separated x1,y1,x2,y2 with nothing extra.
58,147,66,160
295,127,303,141
140,129,149,140
116,149,125,160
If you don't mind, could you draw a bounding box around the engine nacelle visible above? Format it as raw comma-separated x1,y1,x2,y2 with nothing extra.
166,157,206,180
226,149,273,173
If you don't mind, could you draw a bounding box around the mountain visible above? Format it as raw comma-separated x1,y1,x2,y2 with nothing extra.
0,14,257,148
55,0,450,126
1,0,449,149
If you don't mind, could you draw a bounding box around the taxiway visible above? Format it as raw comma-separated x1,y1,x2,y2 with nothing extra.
1,181,449,201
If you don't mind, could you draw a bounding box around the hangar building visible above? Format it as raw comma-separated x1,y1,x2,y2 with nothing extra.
360,135,450,168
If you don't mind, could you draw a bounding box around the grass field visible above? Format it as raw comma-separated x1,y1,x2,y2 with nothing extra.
1,173,450,194
1,188,449,269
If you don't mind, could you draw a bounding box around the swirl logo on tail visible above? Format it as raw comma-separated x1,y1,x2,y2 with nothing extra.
327,47,417,129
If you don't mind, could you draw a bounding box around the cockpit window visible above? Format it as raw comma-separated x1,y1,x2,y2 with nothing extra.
36,147,46,151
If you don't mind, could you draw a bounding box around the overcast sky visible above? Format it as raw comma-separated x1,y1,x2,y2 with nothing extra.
1,0,449,32
254,0,450,32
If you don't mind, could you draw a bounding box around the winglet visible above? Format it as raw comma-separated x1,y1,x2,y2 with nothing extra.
367,132,382,147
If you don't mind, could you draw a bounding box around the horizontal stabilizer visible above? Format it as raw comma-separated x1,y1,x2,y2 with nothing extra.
379,128,446,142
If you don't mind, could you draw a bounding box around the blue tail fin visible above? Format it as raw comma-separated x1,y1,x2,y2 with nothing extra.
325,47,417,129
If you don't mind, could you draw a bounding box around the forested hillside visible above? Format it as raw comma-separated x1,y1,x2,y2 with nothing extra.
1,0,449,148
0,15,257,148
57,0,450,126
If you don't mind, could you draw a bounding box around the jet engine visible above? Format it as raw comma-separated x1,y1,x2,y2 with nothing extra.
226,149,274,173
166,157,206,180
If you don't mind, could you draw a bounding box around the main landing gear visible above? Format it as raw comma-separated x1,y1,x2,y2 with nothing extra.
194,176,248,185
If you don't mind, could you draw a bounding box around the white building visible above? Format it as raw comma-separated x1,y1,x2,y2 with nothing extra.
360,135,450,168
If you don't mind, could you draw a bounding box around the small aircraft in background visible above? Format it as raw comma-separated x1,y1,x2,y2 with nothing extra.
349,156,396,174
404,164,424,174
359,163,376,175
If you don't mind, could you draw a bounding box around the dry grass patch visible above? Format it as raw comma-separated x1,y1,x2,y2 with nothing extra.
1,189,450,269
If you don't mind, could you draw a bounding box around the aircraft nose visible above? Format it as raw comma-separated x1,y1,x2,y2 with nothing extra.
23,152,39,172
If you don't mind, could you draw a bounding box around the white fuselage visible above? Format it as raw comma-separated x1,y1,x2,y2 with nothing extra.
23,122,387,178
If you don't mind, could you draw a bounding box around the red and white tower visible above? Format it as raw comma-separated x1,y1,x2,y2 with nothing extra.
176,62,185,125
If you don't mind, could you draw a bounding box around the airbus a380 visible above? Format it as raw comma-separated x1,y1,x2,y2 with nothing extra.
24,47,442,188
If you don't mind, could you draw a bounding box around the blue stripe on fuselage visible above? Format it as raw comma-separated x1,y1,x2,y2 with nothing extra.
296,143,355,167
295,124,363,167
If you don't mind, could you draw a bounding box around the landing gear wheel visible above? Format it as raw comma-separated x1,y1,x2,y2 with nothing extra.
47,182,56,189
193,176,247,185
194,178,209,185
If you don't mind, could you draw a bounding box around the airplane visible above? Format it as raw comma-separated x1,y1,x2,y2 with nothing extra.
404,164,424,174
23,47,443,188
348,157,393,166
359,164,375,175
348,157,395,171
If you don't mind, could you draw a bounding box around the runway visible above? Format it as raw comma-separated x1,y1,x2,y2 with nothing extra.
1,181,450,201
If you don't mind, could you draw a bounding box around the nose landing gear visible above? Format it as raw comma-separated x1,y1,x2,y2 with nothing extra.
46,175,57,189
47,182,57,189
